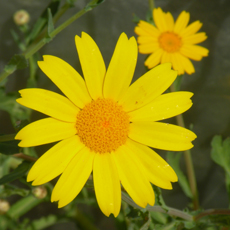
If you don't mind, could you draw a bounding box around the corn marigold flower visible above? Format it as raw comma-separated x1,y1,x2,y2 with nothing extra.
15,32,196,217
135,7,209,75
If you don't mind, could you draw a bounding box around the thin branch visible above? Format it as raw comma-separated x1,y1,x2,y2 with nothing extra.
194,209,230,221
13,153,37,162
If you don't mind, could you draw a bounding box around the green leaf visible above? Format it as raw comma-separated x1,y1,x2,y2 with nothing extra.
47,8,55,37
26,0,60,43
85,0,105,11
211,135,230,176
4,55,28,73
167,152,193,198
0,161,33,185
132,13,140,24
150,212,167,225
0,140,20,155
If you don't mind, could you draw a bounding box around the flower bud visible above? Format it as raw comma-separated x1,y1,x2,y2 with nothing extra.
32,186,47,199
13,10,30,26
0,199,10,215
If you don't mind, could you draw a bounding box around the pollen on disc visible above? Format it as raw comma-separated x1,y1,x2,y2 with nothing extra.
76,98,130,153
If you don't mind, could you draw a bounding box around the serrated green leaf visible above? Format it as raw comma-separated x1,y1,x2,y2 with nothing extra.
167,152,193,198
47,8,55,36
4,55,28,73
0,161,33,185
211,136,230,176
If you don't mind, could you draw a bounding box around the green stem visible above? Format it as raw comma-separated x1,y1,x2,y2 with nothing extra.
170,84,199,210
0,134,16,142
0,0,104,84
148,0,155,11
7,194,44,219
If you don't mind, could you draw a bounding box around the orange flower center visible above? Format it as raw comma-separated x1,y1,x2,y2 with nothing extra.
158,32,182,53
76,98,130,153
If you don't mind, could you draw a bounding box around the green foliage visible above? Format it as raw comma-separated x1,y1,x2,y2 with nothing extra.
4,55,28,73
47,8,55,37
0,140,20,155
211,135,230,201
0,161,33,185
0,89,30,125
211,135,230,176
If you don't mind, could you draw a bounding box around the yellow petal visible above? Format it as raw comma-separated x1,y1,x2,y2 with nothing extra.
129,92,193,122
137,36,158,44
144,48,163,69
103,34,137,101
51,147,94,207
174,11,190,34
129,121,197,151
119,63,177,112
180,21,203,37
183,32,207,45
126,139,178,187
153,8,168,32
93,153,121,217
38,55,91,108
138,42,159,54
28,136,84,185
177,54,195,75
75,32,106,100
171,52,185,75
165,12,174,31
15,118,76,147
135,26,150,36
161,51,172,63
112,145,155,207
180,44,209,60
17,88,79,122
136,20,160,37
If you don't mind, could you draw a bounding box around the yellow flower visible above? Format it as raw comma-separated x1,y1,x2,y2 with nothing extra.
15,32,196,217
135,7,209,75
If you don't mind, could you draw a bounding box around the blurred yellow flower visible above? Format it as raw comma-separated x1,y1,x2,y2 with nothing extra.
15,32,196,217
135,7,209,75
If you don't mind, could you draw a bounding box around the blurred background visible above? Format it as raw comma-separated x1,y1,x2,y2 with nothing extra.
0,0,230,229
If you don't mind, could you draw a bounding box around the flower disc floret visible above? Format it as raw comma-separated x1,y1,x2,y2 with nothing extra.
76,98,130,153
158,32,182,53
